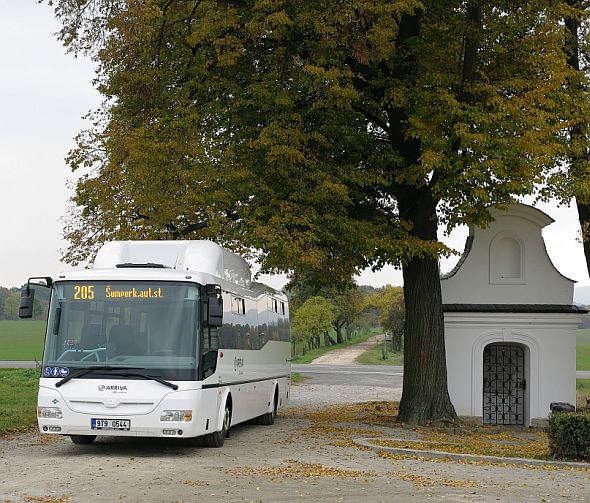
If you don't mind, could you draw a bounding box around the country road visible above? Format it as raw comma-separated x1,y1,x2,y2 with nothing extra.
308,334,384,365
293,363,404,388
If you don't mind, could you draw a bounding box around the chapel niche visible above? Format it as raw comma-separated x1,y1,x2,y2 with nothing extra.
489,233,524,284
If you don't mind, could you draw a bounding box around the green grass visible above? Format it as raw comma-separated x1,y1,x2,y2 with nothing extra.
0,368,39,435
291,328,380,364
355,343,404,366
291,372,310,384
0,320,45,361
577,329,590,371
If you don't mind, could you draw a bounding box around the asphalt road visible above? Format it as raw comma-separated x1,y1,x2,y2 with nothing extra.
292,363,404,387
293,364,590,382
0,361,37,368
3,360,590,381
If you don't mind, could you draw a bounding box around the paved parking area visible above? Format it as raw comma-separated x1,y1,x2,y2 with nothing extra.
0,382,588,503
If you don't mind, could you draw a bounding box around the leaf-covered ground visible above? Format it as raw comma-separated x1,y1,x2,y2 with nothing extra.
2,400,588,502
283,401,555,461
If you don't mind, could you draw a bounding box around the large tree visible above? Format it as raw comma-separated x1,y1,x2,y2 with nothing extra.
561,2,590,276
50,0,575,423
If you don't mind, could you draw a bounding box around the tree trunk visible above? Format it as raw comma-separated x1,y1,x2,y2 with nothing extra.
324,332,336,346
391,331,402,352
396,189,457,424
334,319,344,344
376,9,455,423
577,201,590,276
565,3,590,278
397,254,457,424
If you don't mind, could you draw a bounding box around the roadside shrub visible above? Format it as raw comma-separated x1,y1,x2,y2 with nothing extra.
547,412,590,461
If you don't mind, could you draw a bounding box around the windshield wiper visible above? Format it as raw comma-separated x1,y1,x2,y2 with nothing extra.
55,366,178,390
111,371,178,390
55,366,144,388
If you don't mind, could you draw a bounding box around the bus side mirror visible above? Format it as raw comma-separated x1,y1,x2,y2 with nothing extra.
19,287,35,319
206,284,223,327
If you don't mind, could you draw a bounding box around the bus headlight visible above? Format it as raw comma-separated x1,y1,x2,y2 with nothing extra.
160,410,192,422
38,407,62,419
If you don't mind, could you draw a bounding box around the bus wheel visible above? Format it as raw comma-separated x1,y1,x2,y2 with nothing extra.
203,401,231,448
70,435,96,445
257,390,277,426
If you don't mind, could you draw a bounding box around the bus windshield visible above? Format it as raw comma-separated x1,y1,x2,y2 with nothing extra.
42,281,200,380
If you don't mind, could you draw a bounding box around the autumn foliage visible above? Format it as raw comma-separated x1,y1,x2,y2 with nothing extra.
46,0,587,423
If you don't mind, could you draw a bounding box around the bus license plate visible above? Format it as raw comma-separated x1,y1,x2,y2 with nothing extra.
91,418,130,431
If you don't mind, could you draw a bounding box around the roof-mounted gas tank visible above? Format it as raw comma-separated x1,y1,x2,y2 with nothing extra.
93,240,252,288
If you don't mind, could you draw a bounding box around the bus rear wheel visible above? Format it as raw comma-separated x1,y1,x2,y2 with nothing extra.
202,401,231,448
257,391,277,426
70,435,96,445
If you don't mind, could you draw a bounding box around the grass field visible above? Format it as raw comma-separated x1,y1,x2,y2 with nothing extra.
0,321,45,361
0,368,39,435
577,329,590,370
355,343,404,366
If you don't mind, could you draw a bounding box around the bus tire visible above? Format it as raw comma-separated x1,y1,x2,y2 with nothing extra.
70,435,96,445
257,389,278,426
203,400,231,448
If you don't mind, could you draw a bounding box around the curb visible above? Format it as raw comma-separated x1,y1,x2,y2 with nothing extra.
354,437,590,470
0,361,37,368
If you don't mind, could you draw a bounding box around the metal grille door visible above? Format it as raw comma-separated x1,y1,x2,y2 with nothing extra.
483,344,525,425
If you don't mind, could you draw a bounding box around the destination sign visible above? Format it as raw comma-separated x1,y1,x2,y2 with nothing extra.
105,286,164,299
66,283,168,301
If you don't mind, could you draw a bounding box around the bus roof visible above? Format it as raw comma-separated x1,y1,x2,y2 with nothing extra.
93,240,252,289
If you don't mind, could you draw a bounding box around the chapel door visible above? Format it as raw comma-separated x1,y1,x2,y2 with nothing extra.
482,343,526,425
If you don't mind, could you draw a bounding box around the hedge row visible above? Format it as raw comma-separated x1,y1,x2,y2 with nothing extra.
547,412,590,461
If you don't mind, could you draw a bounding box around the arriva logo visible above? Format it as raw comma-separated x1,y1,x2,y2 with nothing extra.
98,385,128,392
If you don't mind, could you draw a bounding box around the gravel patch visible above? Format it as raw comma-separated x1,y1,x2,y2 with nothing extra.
287,383,402,408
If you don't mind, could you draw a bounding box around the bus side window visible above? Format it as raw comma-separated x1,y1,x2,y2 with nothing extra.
202,348,218,378
233,297,245,315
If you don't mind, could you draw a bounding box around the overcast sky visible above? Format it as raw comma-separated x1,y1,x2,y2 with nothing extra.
0,1,589,292
0,1,99,288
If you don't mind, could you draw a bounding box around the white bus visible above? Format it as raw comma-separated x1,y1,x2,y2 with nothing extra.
19,240,291,447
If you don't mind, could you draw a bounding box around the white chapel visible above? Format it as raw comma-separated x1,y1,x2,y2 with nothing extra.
441,203,585,426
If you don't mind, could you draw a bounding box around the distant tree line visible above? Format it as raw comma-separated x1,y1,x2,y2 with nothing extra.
290,291,590,358
0,286,48,321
